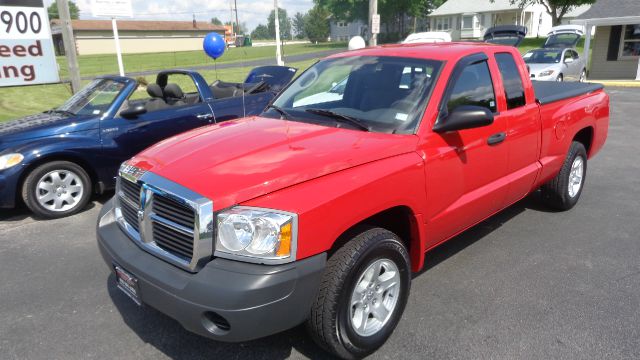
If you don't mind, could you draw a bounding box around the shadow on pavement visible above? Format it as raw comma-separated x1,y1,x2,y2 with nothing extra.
0,192,113,222
106,191,554,360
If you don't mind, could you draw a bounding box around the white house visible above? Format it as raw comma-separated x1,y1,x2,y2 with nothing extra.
428,0,590,40
572,0,640,80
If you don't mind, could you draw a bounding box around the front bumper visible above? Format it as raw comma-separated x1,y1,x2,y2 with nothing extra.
97,198,326,342
0,164,24,208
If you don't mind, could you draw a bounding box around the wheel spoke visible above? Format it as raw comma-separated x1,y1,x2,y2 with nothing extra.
38,192,55,203
38,182,54,192
353,306,368,332
53,197,64,210
378,271,399,292
372,304,389,321
63,194,76,206
50,171,63,186
63,173,76,186
68,185,82,194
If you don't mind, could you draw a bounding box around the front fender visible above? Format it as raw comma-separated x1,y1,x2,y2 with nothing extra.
243,152,428,270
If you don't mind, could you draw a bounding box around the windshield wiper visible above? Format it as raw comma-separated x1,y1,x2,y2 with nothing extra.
305,109,370,131
47,109,76,117
266,104,292,119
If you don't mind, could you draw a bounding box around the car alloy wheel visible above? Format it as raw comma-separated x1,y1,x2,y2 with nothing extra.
567,156,584,198
35,169,84,212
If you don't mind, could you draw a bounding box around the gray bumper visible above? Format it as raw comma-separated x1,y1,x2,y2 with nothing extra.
96,198,326,342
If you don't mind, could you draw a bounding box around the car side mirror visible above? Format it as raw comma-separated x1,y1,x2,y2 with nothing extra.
120,104,147,119
432,105,494,133
564,57,574,64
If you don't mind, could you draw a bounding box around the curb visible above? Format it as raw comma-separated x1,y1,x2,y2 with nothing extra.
589,80,640,88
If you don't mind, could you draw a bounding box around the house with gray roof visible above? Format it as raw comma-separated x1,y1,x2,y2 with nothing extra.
572,0,640,80
429,0,590,40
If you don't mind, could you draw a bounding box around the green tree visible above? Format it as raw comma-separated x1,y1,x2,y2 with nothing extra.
315,0,368,22
304,5,330,43
210,17,223,25
292,12,306,39
47,1,80,19
251,24,271,39
493,0,596,25
268,8,292,39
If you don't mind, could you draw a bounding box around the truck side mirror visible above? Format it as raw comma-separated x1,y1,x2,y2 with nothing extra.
120,104,147,119
433,105,494,133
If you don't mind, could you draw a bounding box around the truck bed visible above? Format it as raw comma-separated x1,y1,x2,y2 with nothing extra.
533,81,604,105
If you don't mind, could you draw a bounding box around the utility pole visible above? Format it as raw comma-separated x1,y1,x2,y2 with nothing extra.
274,0,283,65
368,0,378,46
234,0,240,35
56,0,81,93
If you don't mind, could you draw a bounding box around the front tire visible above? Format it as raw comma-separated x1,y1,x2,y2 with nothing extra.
556,74,564,82
579,69,587,82
307,227,411,359
21,161,92,219
541,141,587,210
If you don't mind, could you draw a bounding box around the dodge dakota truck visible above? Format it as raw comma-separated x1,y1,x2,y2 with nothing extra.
97,43,609,359
0,66,295,218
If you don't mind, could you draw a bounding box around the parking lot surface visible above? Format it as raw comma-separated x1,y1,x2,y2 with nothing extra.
1,87,638,360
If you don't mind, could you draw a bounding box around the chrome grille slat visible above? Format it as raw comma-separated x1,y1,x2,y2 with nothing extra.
114,168,213,272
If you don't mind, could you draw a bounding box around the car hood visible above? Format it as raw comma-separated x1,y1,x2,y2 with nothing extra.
128,116,418,210
528,63,558,75
0,112,97,145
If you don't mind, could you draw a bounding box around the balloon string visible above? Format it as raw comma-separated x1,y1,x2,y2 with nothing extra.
214,59,218,80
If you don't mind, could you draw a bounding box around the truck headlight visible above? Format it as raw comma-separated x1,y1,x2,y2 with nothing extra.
539,69,555,77
215,206,297,264
0,153,24,170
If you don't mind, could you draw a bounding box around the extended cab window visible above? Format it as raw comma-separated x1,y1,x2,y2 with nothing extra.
495,53,526,109
446,61,496,113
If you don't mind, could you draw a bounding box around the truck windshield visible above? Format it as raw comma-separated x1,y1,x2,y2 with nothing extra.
57,79,126,117
268,56,443,134
523,50,562,64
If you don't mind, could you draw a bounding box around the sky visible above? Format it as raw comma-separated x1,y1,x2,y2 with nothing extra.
43,0,315,31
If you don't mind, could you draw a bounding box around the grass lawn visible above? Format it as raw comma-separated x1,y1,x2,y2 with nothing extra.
56,42,345,79
0,59,318,122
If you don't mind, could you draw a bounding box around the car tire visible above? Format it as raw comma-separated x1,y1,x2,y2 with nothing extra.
22,161,92,219
556,74,564,82
579,69,586,82
307,227,411,359
541,141,587,211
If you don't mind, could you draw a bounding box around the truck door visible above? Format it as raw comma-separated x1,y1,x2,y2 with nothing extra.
494,52,541,205
422,54,510,245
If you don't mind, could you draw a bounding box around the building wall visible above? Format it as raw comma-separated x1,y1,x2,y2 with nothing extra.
73,30,224,55
330,20,366,42
589,26,639,79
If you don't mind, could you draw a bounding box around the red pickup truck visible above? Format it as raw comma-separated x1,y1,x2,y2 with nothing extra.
97,43,609,359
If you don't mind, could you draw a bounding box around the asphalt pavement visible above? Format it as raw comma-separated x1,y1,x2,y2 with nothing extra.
1,87,639,359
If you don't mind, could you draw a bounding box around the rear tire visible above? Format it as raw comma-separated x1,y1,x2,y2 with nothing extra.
21,161,92,219
307,227,411,359
541,141,587,210
579,69,586,82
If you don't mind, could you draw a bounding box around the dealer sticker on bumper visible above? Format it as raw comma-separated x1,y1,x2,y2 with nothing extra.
114,265,141,306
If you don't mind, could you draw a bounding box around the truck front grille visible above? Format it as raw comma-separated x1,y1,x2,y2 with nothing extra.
115,169,213,272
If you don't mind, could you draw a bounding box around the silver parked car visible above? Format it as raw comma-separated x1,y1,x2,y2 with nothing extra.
524,25,587,82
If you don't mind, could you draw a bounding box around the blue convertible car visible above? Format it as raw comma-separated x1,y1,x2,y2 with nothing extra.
0,66,296,218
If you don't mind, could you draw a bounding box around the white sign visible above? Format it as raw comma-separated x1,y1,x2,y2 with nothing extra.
91,0,133,18
0,0,59,87
371,14,380,34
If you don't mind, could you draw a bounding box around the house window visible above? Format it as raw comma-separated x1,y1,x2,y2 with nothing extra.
620,24,640,58
436,17,450,31
337,21,347,28
462,16,473,29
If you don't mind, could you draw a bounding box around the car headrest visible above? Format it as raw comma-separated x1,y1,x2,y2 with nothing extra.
164,83,184,99
147,83,163,98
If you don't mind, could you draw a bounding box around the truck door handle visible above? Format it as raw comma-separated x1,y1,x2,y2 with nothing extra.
196,113,213,120
487,132,506,146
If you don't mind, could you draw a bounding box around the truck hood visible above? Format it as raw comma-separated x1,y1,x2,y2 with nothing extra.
0,112,98,145
129,116,418,210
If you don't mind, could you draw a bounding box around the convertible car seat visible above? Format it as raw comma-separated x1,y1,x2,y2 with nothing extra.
164,83,187,106
145,83,169,112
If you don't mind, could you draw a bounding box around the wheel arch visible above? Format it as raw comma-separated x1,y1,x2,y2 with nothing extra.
329,205,426,272
573,126,594,157
16,153,100,205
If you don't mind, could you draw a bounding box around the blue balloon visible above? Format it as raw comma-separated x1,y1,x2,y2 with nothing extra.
203,32,226,59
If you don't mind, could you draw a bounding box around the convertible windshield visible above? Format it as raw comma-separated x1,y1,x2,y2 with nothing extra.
523,50,562,64
57,79,126,116
268,56,442,134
